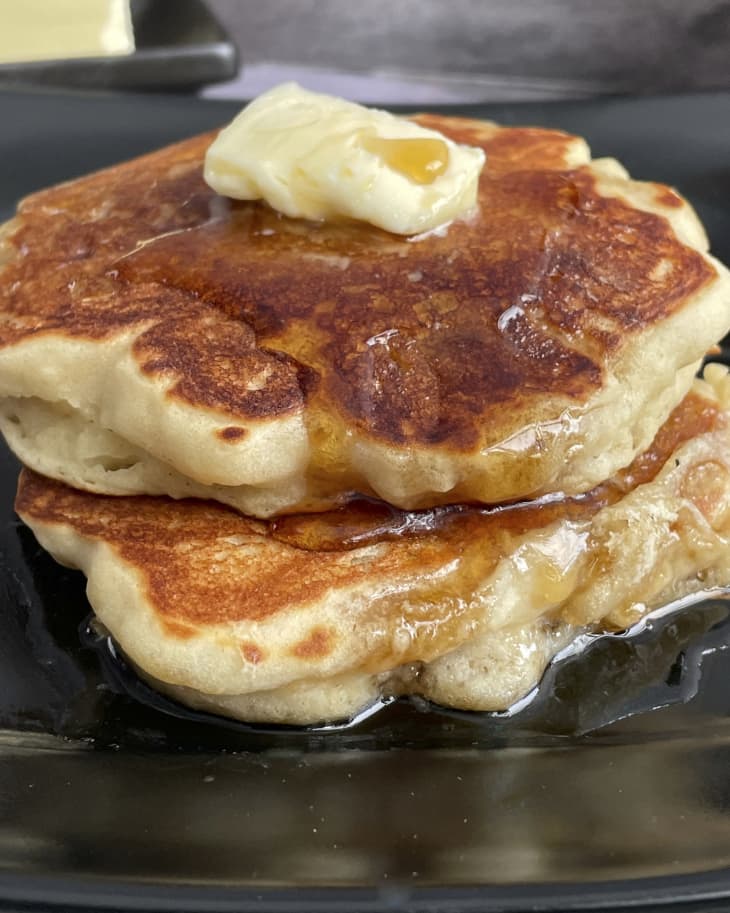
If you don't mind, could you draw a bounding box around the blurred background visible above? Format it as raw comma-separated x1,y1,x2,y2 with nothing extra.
1,0,729,103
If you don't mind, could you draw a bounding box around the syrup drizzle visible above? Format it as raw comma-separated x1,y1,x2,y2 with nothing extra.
271,391,723,554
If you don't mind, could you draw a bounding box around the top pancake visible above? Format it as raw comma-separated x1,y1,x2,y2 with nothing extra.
1,114,729,513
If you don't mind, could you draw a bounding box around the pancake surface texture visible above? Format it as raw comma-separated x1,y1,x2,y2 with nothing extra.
2,116,729,514
16,370,730,724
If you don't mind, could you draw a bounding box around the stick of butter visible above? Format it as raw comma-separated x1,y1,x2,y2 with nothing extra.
0,0,134,64
204,83,486,236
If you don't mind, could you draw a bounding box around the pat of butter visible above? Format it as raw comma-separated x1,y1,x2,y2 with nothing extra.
204,83,486,236
0,0,134,64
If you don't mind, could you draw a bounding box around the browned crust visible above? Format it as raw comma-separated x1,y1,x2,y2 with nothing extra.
239,641,265,664
216,425,247,442
653,185,684,209
290,626,335,659
0,119,716,448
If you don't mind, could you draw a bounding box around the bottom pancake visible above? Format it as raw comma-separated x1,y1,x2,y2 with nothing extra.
14,367,730,725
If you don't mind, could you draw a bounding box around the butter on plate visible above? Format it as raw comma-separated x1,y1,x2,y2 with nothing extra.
203,83,486,236
0,0,134,64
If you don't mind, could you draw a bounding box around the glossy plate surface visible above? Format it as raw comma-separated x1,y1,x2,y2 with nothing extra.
1,89,730,913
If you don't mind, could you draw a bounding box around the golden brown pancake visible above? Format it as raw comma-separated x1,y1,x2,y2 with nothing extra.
1,116,729,515
15,370,730,724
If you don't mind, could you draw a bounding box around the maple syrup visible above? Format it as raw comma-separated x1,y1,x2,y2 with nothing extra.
360,134,450,185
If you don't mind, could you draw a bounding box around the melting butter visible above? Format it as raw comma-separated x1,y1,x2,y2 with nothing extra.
359,134,449,185
204,83,486,236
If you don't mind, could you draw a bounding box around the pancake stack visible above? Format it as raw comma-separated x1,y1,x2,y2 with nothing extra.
1,114,730,724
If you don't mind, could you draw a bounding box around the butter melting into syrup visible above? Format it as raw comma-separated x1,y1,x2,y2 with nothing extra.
360,134,450,185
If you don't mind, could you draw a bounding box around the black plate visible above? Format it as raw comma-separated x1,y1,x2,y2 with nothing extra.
1,89,730,913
